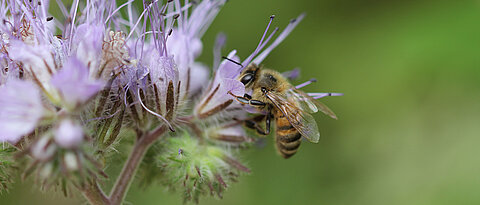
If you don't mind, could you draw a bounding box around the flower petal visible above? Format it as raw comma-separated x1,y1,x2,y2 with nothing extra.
8,40,56,93
54,119,84,148
187,62,209,94
51,57,104,109
0,80,45,143
73,24,104,77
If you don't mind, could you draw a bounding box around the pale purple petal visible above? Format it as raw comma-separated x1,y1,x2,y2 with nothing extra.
199,78,244,113
149,53,178,81
0,80,45,143
54,119,84,148
217,53,241,80
31,137,57,161
212,50,241,87
167,31,203,99
167,31,203,68
216,124,246,137
213,32,227,70
188,62,209,94
196,49,245,116
51,57,104,108
148,53,179,91
8,40,56,92
187,0,226,38
73,24,104,74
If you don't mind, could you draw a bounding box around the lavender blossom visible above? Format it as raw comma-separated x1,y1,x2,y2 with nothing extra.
54,118,84,149
51,57,104,110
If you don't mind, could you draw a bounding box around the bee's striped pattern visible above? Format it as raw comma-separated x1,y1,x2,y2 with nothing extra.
275,113,302,159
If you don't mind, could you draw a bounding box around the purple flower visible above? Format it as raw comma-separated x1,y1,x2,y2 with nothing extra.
7,40,57,95
73,24,104,78
195,50,245,118
51,57,104,110
166,0,226,95
31,136,57,162
54,118,84,149
0,80,46,143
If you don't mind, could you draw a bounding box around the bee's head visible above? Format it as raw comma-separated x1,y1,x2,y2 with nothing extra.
257,72,278,93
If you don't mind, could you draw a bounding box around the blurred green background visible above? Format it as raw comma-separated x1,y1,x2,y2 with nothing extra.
2,0,480,204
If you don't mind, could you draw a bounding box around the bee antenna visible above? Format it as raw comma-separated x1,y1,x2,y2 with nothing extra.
222,56,243,67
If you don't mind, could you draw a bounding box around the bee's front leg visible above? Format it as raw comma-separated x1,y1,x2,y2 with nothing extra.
228,91,266,107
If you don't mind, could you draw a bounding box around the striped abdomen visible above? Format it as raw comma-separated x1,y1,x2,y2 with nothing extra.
275,112,302,159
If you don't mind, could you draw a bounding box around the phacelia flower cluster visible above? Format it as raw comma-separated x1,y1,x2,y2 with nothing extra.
0,0,340,204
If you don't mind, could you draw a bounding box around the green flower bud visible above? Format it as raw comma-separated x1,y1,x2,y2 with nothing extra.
157,132,250,203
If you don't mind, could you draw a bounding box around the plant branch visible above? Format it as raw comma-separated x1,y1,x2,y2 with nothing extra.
108,125,167,205
81,180,110,205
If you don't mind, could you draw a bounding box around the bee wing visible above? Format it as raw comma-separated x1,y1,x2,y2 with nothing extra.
286,89,318,113
266,92,320,143
314,100,338,120
287,89,338,119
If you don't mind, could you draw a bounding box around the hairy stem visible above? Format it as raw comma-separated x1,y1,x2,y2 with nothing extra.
81,180,109,205
109,125,168,205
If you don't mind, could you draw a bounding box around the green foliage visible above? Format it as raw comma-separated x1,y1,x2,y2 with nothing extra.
0,146,16,194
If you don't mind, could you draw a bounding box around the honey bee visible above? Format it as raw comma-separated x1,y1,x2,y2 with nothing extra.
229,64,338,158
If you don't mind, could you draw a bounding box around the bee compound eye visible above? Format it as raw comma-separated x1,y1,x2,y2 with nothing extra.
240,74,253,85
